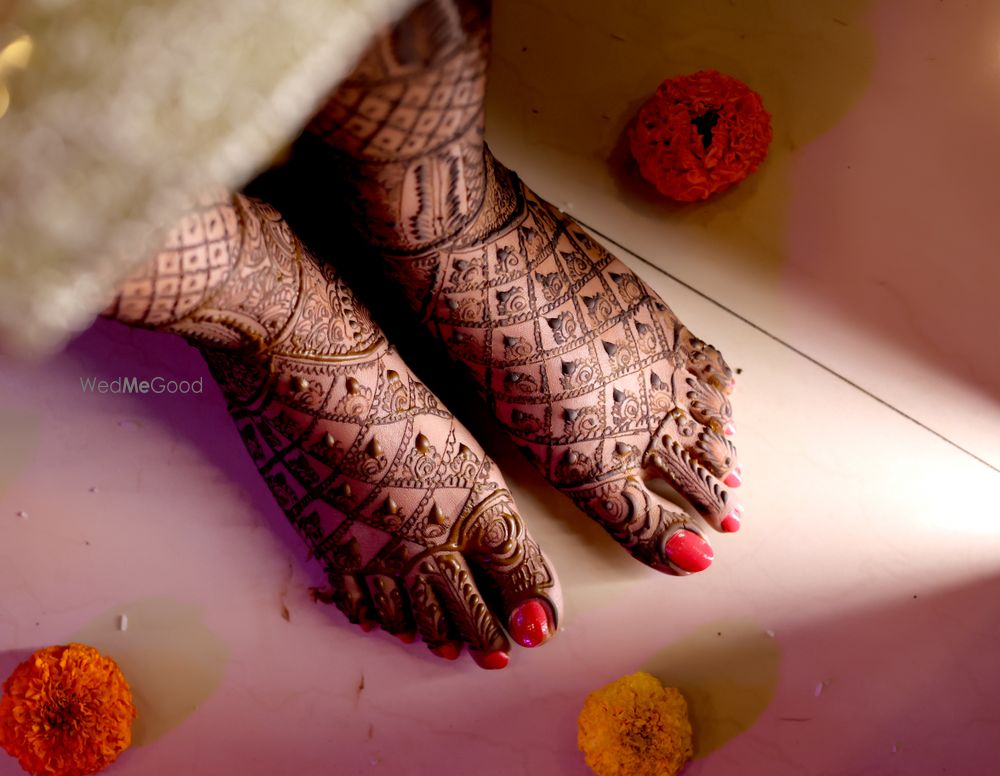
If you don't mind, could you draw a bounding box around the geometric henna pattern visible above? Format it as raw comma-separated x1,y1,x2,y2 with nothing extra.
306,0,741,574
417,181,741,573
307,0,494,258
105,191,557,663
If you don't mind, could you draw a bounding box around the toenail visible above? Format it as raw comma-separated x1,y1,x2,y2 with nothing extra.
431,643,462,661
395,632,417,644
359,620,377,633
723,422,736,436
721,509,742,533
665,530,714,573
476,651,510,670
724,466,743,488
509,599,553,648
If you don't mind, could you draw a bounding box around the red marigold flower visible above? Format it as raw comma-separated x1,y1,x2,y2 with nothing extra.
629,70,772,202
0,644,136,776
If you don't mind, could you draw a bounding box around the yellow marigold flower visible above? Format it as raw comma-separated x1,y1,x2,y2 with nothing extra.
0,643,136,776
578,671,693,776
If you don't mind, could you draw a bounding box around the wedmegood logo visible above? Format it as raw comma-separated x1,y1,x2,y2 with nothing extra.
79,376,204,395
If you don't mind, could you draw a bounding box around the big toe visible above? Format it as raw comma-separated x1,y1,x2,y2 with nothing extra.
576,474,715,575
459,489,562,650
407,550,510,668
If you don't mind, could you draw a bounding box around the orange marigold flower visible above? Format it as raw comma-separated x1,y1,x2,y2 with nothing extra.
629,69,772,202
578,671,693,776
0,643,137,776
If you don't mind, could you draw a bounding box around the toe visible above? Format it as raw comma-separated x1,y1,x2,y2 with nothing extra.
683,375,733,434
366,574,416,638
644,424,738,534
406,572,465,659
694,428,740,485
677,378,743,494
431,642,462,661
457,489,562,649
410,550,511,669
575,473,716,575
317,574,378,632
644,407,743,533
678,327,734,393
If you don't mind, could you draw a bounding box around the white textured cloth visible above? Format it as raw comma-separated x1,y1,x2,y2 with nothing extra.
0,0,414,357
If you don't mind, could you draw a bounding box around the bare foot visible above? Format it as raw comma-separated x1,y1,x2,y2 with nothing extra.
307,0,741,574
106,190,560,666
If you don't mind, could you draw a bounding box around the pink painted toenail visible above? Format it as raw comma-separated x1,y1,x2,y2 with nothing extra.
665,530,714,573
509,599,553,648
395,632,416,644
724,466,743,488
723,422,736,436
477,651,510,670
721,509,743,533
432,643,461,661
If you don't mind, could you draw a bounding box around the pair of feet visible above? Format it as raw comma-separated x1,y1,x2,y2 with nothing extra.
106,0,741,669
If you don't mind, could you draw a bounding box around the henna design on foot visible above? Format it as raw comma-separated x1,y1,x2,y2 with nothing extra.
106,189,560,664
306,0,741,575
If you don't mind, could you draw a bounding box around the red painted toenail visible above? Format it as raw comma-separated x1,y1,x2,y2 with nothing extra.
431,643,461,661
359,620,376,633
509,599,553,648
395,632,416,644
724,466,743,488
665,530,714,573
723,422,736,436
477,651,510,670
721,510,742,533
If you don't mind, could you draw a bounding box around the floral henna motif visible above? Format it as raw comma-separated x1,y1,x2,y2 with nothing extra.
307,0,741,573
105,191,557,663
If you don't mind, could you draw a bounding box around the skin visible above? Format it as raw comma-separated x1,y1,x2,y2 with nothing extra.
305,0,742,574
105,190,561,667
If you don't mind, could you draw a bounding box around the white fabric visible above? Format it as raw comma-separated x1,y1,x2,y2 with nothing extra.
0,0,414,357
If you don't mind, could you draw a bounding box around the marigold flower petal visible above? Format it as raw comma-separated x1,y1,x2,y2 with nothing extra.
578,671,693,776
629,70,772,201
0,643,136,776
